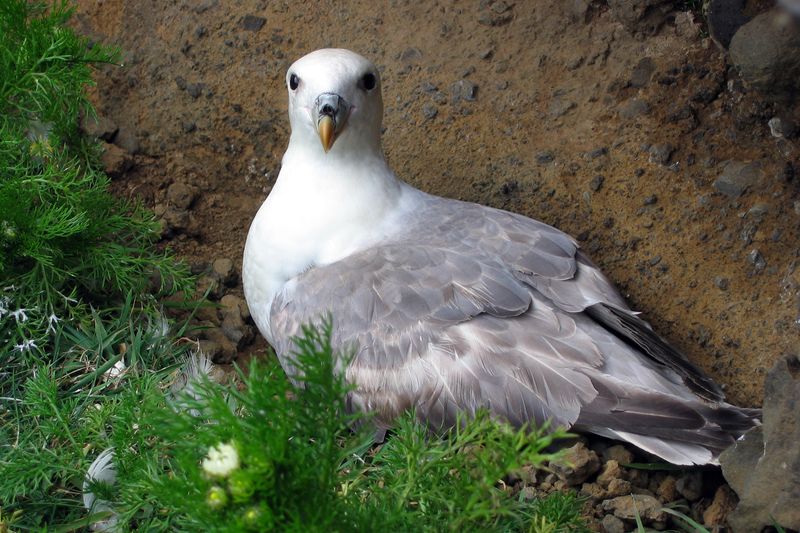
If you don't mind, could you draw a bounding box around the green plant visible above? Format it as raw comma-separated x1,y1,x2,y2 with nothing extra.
91,322,586,532
0,0,188,363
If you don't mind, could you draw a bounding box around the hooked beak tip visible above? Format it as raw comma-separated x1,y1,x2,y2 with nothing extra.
318,115,335,153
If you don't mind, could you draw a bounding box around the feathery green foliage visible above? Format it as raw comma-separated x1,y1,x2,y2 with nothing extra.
0,0,188,365
101,322,586,532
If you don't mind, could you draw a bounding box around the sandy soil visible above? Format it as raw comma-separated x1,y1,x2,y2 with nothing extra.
71,0,799,408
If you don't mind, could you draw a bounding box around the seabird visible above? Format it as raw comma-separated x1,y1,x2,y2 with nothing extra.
242,49,759,465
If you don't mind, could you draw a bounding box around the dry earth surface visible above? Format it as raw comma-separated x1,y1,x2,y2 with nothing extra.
70,0,799,529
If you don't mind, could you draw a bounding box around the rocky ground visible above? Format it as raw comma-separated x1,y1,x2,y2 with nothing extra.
71,0,799,530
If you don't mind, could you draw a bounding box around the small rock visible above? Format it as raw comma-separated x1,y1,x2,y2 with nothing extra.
703,485,738,527
747,249,766,272
196,274,222,300
479,47,494,60
82,114,118,141
422,104,438,120
656,475,679,502
202,327,237,363
478,0,513,26
705,0,750,48
713,160,763,197
551,442,601,486
607,0,675,35
602,494,667,523
674,10,702,40
590,175,605,192
240,14,266,31
604,444,635,465
100,142,133,178
587,147,608,159
597,460,622,488
729,9,800,97
198,339,222,361
713,276,729,290
601,514,626,533
644,194,658,205
618,97,651,120
676,471,703,502
768,115,798,138
630,57,655,87
548,98,576,118
536,151,555,164
648,143,674,166
186,82,204,99
605,478,632,498
580,481,606,502
400,47,422,63
450,79,478,103
212,258,237,286
167,182,197,209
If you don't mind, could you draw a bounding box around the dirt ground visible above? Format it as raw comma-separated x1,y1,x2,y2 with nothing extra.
71,0,799,409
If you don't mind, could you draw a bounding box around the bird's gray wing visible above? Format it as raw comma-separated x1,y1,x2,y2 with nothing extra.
421,198,724,401
270,242,603,431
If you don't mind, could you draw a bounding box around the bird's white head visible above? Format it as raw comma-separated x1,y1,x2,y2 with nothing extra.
286,49,383,156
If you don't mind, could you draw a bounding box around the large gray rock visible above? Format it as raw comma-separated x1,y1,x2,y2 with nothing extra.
729,9,800,98
720,354,800,532
608,0,675,35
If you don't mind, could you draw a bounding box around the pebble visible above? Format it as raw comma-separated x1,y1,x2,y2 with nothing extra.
644,194,657,205
656,475,679,502
82,114,118,141
548,98,576,118
603,444,634,465
713,160,763,198
747,249,766,272
551,442,601,486
713,276,729,290
601,514,625,533
601,494,666,523
703,485,738,527
240,14,266,31
450,79,478,103
618,97,650,120
536,151,555,164
648,143,674,166
212,258,237,286
590,175,604,192
100,142,133,178
630,57,655,88
768,116,797,138
422,104,438,120
167,182,197,209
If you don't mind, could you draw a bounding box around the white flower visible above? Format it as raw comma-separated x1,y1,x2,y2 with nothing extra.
202,442,240,478
10,308,28,323
14,339,37,352
46,313,60,334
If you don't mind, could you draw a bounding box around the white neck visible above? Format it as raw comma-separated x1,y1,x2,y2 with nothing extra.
243,136,403,342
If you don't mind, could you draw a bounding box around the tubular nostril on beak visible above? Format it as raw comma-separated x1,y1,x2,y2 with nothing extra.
321,103,335,116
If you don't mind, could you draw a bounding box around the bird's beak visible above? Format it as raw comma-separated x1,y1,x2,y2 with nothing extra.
315,93,349,153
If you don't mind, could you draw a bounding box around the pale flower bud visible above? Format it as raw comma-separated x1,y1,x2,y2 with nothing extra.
202,442,240,478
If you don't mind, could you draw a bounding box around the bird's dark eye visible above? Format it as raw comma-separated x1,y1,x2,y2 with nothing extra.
360,72,376,91
289,73,299,90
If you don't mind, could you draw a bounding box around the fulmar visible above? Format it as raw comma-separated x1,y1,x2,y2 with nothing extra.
242,48,759,465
